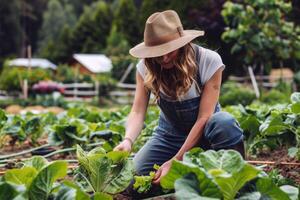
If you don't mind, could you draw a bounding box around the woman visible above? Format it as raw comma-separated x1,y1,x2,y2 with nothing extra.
114,10,244,184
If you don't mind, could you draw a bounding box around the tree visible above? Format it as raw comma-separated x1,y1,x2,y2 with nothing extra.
22,0,48,55
37,0,76,62
222,0,300,75
38,0,76,52
113,0,140,46
70,1,112,53
0,0,22,64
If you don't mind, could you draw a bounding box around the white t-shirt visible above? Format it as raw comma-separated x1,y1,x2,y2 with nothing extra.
136,45,225,100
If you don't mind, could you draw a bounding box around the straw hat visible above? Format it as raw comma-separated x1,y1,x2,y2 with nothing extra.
129,10,204,58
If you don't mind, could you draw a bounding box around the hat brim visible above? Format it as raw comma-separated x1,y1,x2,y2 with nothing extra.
129,30,204,58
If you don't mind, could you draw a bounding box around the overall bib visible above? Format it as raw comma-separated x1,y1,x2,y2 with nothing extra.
133,48,244,175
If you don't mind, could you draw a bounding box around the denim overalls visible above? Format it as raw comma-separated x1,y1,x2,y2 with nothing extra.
133,47,244,175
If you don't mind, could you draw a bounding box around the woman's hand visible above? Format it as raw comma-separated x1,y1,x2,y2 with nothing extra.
153,159,173,184
113,139,132,152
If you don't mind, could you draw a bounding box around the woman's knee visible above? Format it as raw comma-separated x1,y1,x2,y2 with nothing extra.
204,111,243,148
208,112,236,127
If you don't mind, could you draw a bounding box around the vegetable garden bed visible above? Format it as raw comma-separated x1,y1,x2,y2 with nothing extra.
0,95,299,199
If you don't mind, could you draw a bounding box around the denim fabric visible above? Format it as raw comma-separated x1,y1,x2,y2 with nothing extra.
133,96,244,175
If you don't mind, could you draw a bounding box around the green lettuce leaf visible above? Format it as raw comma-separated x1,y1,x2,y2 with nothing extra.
161,160,222,199
28,161,68,200
54,181,90,200
4,167,38,188
174,173,219,200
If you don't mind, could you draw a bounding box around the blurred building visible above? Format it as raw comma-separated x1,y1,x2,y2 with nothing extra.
8,58,57,70
70,54,112,75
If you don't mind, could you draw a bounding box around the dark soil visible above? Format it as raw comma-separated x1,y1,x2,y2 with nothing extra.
247,147,300,185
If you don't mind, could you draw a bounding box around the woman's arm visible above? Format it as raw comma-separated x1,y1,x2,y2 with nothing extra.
174,67,223,160
114,71,149,151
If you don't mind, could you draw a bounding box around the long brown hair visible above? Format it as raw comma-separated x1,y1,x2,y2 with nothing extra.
144,43,198,100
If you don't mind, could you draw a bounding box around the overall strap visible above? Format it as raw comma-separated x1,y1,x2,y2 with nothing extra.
192,44,203,94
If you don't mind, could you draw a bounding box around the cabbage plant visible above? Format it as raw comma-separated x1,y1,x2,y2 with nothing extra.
0,156,67,200
76,145,134,199
161,148,299,200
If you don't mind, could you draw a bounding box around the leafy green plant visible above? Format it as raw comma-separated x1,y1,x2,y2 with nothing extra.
0,156,68,200
224,92,300,155
260,89,290,105
161,148,299,200
48,118,89,147
133,164,160,193
76,145,134,198
54,180,90,200
220,81,256,106
0,115,26,147
0,65,53,91
222,0,300,74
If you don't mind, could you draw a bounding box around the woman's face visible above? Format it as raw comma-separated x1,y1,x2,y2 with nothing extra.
154,49,179,69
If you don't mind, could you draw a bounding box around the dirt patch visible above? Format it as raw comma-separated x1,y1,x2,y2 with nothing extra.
5,105,23,114
248,147,300,185
5,105,65,114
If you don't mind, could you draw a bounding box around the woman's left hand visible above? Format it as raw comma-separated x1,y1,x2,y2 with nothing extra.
153,159,173,184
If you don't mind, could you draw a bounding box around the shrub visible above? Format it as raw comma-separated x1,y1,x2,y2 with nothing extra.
220,81,256,106
260,89,290,104
0,65,53,91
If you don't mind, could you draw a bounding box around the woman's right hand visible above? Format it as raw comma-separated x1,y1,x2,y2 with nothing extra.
113,139,132,152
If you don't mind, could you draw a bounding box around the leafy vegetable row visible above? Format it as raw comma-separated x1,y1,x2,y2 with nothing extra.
224,92,300,158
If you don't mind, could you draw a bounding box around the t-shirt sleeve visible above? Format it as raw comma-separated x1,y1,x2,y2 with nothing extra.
136,59,146,79
199,49,225,85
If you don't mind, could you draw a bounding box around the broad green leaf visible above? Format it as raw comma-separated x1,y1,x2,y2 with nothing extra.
259,114,289,136
103,159,134,194
87,146,106,156
291,103,300,114
0,182,26,200
76,145,90,172
77,146,138,195
198,150,245,174
183,147,204,166
51,124,87,147
90,130,112,141
240,115,261,140
25,117,43,144
28,161,68,200
54,185,76,200
1,115,26,141
291,92,300,103
257,178,290,200
54,181,89,200
70,119,89,136
174,173,219,200
108,122,125,135
23,156,48,172
106,151,129,163
93,192,112,200
214,164,260,200
161,160,222,199
89,155,112,192
4,167,38,188
280,185,299,200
